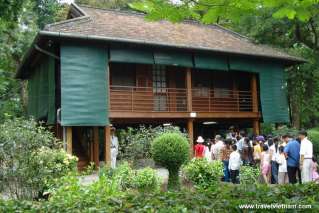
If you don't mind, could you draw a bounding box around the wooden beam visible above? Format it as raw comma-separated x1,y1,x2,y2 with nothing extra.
253,119,260,135
251,74,258,112
187,119,194,158
186,68,192,112
104,126,111,166
93,127,100,167
66,127,72,155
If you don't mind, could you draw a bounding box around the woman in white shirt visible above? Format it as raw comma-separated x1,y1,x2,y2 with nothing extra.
277,146,288,184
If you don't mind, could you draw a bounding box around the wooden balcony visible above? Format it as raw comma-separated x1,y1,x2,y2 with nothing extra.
110,86,256,119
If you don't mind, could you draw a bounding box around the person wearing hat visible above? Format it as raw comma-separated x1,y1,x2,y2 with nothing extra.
299,130,313,183
110,126,119,169
194,136,206,158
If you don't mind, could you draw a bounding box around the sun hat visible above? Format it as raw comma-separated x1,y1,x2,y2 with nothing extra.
256,135,265,142
196,136,205,143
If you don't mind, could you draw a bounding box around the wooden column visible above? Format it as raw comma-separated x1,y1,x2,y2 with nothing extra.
251,74,258,112
186,68,192,112
66,127,72,155
187,119,194,158
251,74,260,135
104,126,111,166
253,120,260,135
93,127,99,167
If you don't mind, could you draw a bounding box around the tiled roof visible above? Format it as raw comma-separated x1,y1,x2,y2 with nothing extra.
45,4,303,63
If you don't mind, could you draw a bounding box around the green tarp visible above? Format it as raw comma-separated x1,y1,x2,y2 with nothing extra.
194,53,228,71
154,51,193,67
27,56,55,124
110,47,154,64
229,56,289,123
60,44,109,126
259,64,290,123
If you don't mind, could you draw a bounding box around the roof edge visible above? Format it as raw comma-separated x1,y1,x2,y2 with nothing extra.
39,31,306,63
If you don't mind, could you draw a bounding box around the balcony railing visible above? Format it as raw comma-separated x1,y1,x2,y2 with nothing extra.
110,86,253,113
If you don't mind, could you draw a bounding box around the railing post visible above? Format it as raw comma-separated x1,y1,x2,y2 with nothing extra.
186,68,192,112
131,87,134,112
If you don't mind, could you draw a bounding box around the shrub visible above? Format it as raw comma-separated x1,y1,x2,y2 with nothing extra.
112,162,135,190
1,182,319,212
117,125,188,166
0,118,77,199
151,133,190,189
132,167,160,193
182,158,223,189
239,166,261,185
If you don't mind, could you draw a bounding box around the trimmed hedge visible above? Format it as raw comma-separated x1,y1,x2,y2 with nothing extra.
1,183,319,212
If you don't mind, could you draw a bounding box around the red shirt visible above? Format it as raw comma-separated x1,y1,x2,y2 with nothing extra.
194,144,206,158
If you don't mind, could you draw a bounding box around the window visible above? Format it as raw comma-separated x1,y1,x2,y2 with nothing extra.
152,65,167,111
213,73,233,98
110,63,135,87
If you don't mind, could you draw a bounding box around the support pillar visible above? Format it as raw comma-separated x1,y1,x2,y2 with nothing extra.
93,127,100,167
187,119,194,158
253,120,260,135
104,125,111,166
66,127,72,155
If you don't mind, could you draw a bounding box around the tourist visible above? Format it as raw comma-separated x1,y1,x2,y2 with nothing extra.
226,126,237,141
277,146,288,184
299,130,313,183
269,138,279,184
229,144,242,184
110,126,119,169
261,144,271,184
283,134,300,184
253,136,264,165
212,135,224,160
242,137,252,165
220,138,233,182
312,157,319,182
236,130,246,153
204,140,212,162
194,136,206,158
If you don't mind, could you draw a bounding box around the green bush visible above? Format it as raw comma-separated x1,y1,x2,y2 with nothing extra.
1,182,319,212
151,133,190,189
182,158,223,189
117,125,188,166
0,118,77,199
132,167,160,193
239,166,261,185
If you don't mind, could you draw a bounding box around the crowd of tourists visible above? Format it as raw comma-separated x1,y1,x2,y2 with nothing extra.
193,127,318,184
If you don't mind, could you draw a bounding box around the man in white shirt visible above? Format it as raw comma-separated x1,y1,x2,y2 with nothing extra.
110,127,119,169
299,130,313,183
229,144,242,184
213,135,224,160
236,130,246,153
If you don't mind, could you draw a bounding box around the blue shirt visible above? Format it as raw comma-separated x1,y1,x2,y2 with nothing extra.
284,140,300,167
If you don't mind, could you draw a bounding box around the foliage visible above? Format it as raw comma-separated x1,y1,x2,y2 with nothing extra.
182,158,223,189
0,118,77,200
1,182,319,212
132,167,160,193
151,132,190,189
99,162,160,193
117,125,187,165
308,127,319,158
239,166,261,185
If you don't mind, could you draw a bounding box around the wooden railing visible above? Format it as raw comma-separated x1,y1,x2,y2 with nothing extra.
110,86,253,112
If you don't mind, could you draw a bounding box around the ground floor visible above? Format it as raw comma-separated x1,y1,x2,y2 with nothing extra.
54,117,260,170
